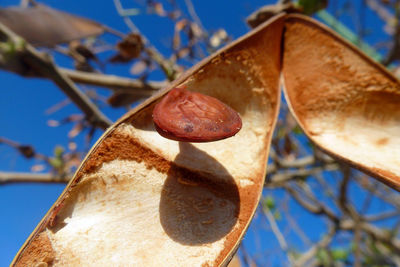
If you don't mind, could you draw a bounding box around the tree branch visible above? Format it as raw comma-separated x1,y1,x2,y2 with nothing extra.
0,172,70,184
294,225,336,267
266,163,339,186
0,22,112,130
59,68,165,94
261,206,294,265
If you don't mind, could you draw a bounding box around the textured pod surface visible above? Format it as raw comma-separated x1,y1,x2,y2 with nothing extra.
12,15,284,266
153,87,242,142
283,15,400,190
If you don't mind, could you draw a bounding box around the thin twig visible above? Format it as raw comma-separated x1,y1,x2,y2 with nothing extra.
113,0,180,80
294,225,336,267
183,0,206,35
366,210,400,222
59,68,165,93
0,172,70,184
262,206,294,265
266,163,339,186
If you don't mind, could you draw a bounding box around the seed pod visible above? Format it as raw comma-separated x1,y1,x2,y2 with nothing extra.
153,86,242,142
12,14,284,267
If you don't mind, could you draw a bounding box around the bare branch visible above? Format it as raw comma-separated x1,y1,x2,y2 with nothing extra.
184,0,206,34
285,183,339,223
60,68,165,93
366,210,400,222
294,225,336,267
0,172,70,184
261,206,294,265
112,0,180,80
266,163,339,186
0,22,112,130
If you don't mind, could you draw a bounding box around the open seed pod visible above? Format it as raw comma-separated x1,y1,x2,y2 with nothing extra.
12,15,284,266
282,14,400,190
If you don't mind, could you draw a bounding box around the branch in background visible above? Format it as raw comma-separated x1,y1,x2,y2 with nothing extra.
0,22,112,130
0,136,47,161
183,0,206,35
286,182,400,256
366,210,400,222
285,183,340,223
60,68,165,93
0,172,70,184
266,163,339,186
294,225,336,267
112,0,180,80
261,206,294,265
246,2,300,28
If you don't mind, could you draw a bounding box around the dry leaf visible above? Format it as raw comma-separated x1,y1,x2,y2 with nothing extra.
176,47,190,59
47,120,60,127
189,22,203,39
109,33,143,63
68,122,84,138
130,60,147,75
0,4,104,47
246,3,300,28
68,141,77,151
18,145,35,159
153,2,166,16
107,91,146,107
31,164,45,172
210,29,228,48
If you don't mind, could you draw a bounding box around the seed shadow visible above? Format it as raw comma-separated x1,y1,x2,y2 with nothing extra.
159,142,240,245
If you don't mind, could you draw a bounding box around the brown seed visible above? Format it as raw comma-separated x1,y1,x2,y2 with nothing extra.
152,87,242,142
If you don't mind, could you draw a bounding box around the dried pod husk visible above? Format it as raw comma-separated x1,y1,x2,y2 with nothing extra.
282,14,400,190
12,14,284,266
152,87,242,142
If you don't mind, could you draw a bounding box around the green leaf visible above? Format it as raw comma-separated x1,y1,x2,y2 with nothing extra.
292,125,303,135
297,0,328,15
0,41,15,55
49,157,63,169
331,248,349,261
316,248,330,265
273,210,281,220
263,196,275,211
54,145,64,158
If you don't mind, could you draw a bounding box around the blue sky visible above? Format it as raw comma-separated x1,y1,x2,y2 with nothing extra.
0,0,393,266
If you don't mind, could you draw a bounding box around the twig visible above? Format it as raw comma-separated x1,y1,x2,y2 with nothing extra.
266,163,339,186
282,199,312,246
59,68,165,93
262,206,294,265
0,172,70,184
0,22,112,130
353,218,362,267
285,183,339,223
113,0,180,80
366,210,400,222
183,0,206,35
294,225,336,267
366,0,396,26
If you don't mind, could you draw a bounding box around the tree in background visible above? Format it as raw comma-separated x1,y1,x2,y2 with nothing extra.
1,0,400,266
